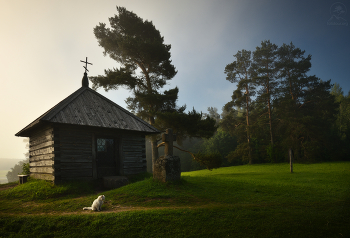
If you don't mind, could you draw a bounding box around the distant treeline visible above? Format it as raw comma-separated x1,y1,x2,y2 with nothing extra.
0,159,23,171
147,41,350,172
4,159,29,183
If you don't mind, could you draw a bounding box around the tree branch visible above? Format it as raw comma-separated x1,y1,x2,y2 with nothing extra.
299,101,312,108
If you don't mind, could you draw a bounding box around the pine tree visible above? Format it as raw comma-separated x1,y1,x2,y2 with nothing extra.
224,49,255,164
274,43,312,159
252,40,279,146
91,6,216,172
91,6,177,171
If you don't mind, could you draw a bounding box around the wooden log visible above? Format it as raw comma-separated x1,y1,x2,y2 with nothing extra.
59,140,92,146
30,167,54,173
30,154,55,162
124,160,147,164
29,147,56,156
92,134,97,179
59,149,92,154
59,133,92,139
123,140,145,144
30,126,54,139
31,173,54,181
30,134,55,147
55,163,92,169
123,164,146,169
58,156,92,163
59,153,92,158
30,160,54,167
59,145,92,151
59,148,92,154
55,169,92,178
124,156,146,160
29,141,56,152
123,145,145,150
59,130,91,136
124,152,144,156
124,156,146,161
123,144,145,148
123,135,144,139
123,168,146,175
124,140,145,144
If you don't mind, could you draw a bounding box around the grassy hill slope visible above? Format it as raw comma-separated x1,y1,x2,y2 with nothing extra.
0,162,349,237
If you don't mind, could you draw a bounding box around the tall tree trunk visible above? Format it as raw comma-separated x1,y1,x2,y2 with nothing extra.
148,115,159,173
245,85,252,164
266,78,274,146
142,70,159,173
150,136,159,173
267,98,274,146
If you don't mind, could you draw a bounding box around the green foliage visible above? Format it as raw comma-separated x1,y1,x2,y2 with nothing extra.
221,40,344,163
92,6,217,167
93,6,177,87
6,140,30,182
21,163,30,176
202,107,221,126
6,159,29,183
192,151,222,170
265,143,284,163
224,49,255,164
91,6,177,112
155,108,217,142
226,142,250,164
199,130,237,166
330,83,350,159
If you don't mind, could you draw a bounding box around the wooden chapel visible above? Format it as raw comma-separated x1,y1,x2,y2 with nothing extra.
15,60,159,182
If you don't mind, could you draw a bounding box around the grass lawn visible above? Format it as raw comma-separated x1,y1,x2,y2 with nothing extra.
0,162,349,237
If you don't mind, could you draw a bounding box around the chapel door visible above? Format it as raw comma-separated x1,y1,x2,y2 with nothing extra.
96,138,118,178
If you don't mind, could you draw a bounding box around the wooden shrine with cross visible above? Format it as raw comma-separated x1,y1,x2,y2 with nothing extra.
15,58,160,182
162,128,177,156
154,128,181,182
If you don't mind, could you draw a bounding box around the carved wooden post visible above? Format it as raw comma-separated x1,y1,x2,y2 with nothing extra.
153,128,181,182
289,148,294,173
162,128,177,156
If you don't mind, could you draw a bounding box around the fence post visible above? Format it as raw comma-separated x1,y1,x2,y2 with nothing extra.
289,148,294,173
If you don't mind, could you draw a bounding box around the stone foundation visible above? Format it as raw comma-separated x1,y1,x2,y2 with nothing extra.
153,155,181,182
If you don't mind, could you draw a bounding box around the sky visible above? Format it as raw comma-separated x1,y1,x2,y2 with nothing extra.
0,0,349,159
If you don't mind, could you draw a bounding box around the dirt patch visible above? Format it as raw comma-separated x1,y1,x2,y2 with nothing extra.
0,183,17,191
2,205,197,216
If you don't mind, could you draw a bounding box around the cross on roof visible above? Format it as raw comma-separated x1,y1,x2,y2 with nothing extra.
80,57,93,73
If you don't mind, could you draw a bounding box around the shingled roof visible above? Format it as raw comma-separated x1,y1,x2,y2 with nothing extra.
15,84,160,137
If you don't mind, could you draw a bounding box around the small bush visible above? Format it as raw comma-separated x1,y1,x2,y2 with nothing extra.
193,151,222,170
22,163,30,175
6,159,29,183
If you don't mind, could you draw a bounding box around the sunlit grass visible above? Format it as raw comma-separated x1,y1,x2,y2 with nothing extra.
0,162,349,237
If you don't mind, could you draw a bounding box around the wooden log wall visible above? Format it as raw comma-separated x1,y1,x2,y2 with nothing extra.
29,123,148,181
122,135,147,175
29,125,57,181
55,125,93,180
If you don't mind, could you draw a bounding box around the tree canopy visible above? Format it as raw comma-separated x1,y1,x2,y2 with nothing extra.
221,40,344,164
92,6,217,172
